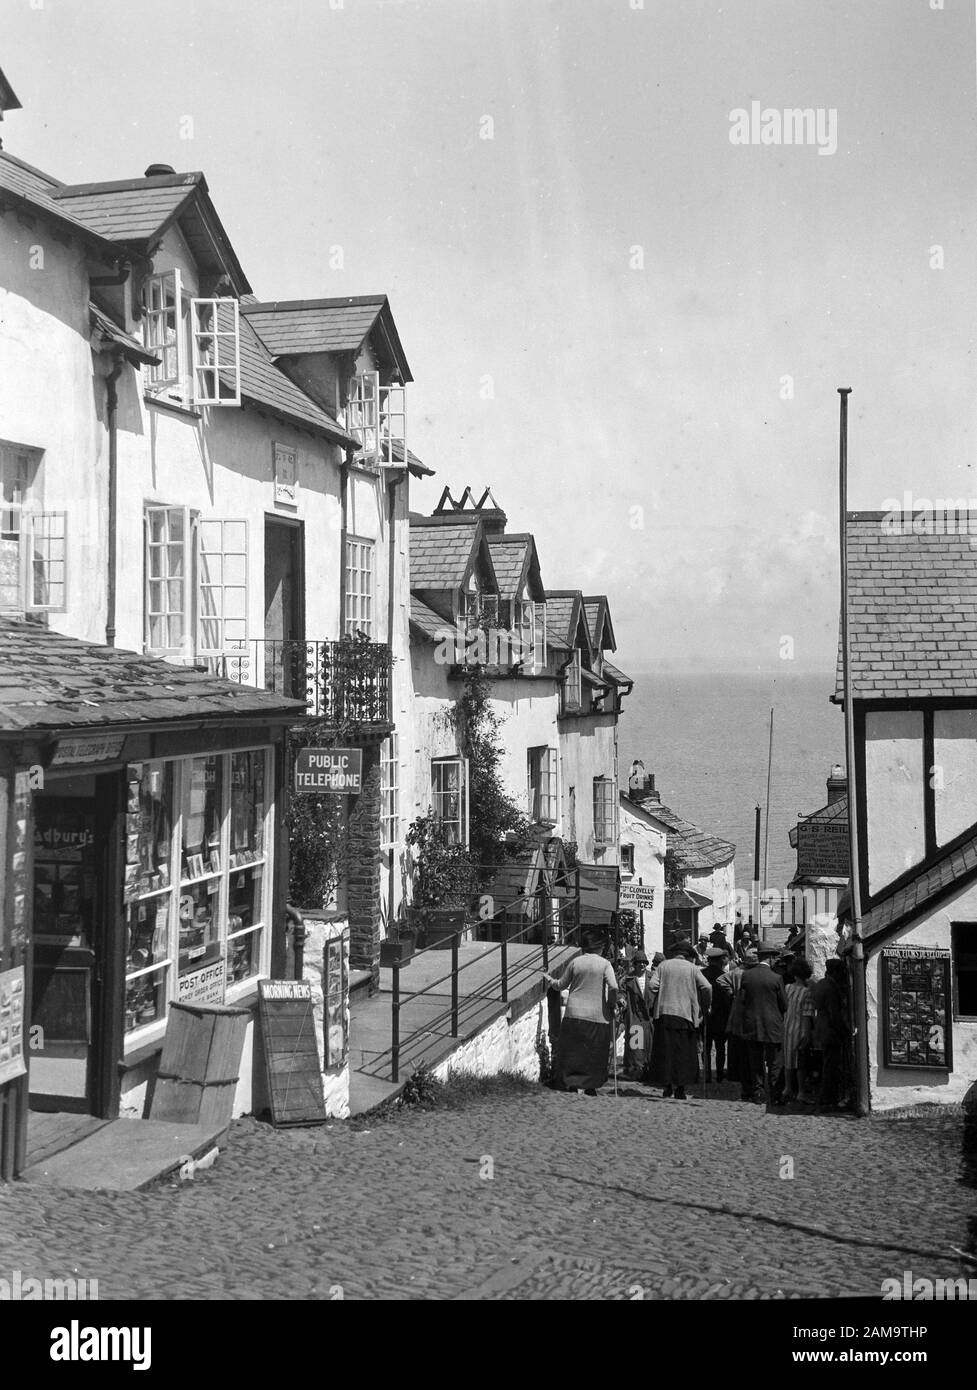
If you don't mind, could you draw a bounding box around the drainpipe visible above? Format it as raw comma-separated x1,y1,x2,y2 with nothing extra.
105,350,124,647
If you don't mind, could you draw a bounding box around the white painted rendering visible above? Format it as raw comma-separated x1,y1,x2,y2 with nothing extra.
560,713,619,862
685,860,737,935
866,881,977,1110
618,796,666,956
933,708,977,847
864,709,925,896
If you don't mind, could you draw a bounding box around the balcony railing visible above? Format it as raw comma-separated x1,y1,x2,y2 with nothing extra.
217,638,392,726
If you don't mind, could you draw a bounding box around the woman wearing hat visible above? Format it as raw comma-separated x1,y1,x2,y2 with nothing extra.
543,931,619,1095
646,939,712,1099
622,949,652,1081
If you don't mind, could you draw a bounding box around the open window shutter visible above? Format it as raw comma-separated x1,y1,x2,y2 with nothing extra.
191,298,241,405
348,371,379,461
144,505,190,658
23,510,67,613
378,382,406,466
196,518,250,679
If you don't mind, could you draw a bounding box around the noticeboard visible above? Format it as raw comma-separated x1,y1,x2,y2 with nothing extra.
620,882,655,912
881,946,952,1071
796,819,849,878
294,748,363,795
258,979,326,1126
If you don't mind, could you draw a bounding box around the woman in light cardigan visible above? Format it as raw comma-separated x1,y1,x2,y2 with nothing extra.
646,940,712,1099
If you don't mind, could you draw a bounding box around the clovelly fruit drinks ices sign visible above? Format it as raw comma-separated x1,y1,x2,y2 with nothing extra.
293,748,363,794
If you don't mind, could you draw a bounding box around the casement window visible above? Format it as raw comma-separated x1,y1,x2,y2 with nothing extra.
347,371,406,468
0,443,67,615
344,536,374,637
142,271,241,406
593,776,616,846
513,598,542,669
197,519,248,662
527,746,558,824
951,923,977,1018
380,734,400,849
432,757,468,846
145,506,248,665
562,650,583,712
123,748,273,1046
621,844,635,875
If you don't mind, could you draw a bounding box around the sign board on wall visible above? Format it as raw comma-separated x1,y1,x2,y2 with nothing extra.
179,960,226,1007
273,443,298,507
796,819,849,878
294,748,362,794
0,966,27,1086
258,980,326,1126
51,734,127,768
881,946,952,1071
620,882,656,912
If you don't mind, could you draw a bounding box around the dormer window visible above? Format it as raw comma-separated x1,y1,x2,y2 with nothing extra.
562,650,583,713
142,270,241,407
347,371,406,469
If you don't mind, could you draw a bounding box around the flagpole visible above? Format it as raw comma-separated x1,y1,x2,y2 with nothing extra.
839,387,870,1117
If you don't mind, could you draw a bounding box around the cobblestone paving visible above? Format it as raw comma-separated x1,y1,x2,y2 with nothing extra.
0,1081,973,1300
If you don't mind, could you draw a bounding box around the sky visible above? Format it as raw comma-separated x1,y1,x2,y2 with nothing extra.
4,0,976,675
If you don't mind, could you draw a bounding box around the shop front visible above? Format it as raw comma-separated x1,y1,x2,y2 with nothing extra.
0,617,305,1177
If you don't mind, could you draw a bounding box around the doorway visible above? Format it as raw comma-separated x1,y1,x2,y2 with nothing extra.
264,517,305,701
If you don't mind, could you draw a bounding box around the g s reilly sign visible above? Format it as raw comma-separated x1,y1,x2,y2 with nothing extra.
294,748,363,794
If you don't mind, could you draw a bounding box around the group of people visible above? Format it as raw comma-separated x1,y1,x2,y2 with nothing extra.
544,923,852,1110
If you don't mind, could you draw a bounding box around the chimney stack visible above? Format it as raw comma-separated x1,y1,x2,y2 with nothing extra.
628,760,659,801
827,764,847,804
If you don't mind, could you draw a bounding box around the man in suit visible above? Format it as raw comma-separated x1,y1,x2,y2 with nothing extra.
738,939,788,1103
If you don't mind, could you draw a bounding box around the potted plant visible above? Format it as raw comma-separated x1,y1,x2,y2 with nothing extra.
380,916,417,967
405,810,480,949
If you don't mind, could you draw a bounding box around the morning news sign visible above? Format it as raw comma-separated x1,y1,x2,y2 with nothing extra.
294,748,363,794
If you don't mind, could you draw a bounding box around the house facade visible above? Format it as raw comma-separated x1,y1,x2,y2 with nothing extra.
836,511,977,1109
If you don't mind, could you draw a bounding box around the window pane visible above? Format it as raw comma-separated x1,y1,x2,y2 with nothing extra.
181,755,223,870
230,750,266,861
178,879,222,976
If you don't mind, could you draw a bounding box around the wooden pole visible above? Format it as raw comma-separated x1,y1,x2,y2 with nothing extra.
762,707,774,905
752,801,761,935
839,387,870,1117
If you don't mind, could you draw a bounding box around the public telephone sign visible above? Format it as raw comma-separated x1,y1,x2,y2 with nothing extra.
294,748,363,794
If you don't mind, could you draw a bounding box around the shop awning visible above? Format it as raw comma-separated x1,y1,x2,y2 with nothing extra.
577,863,621,923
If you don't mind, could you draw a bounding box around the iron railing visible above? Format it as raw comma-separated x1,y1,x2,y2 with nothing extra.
218,638,392,725
377,867,615,1082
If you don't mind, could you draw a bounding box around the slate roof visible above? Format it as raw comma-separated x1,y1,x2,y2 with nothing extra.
601,660,633,689
238,315,357,448
242,296,413,383
410,518,489,591
629,801,736,871
90,303,159,367
788,794,848,849
834,511,977,701
861,830,977,943
0,66,22,113
409,597,451,642
0,151,121,255
583,596,616,653
0,619,304,734
544,591,582,647
664,887,713,911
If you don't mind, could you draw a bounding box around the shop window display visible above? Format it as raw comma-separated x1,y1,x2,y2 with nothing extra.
122,749,272,1041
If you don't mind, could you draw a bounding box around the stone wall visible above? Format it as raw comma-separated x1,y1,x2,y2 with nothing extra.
347,758,382,980
298,915,351,1120
432,996,549,1084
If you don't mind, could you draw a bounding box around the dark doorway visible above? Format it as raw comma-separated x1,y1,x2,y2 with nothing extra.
264,517,306,701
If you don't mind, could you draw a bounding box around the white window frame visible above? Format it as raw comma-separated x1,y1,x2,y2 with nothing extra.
348,371,407,468
196,518,249,667
380,734,400,849
527,746,558,825
621,843,635,875
23,510,68,613
142,271,241,407
191,297,241,406
0,444,66,615
432,756,469,847
145,505,191,659
344,535,375,637
593,775,616,847
563,650,583,712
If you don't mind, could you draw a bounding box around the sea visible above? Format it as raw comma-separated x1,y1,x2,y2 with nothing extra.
618,670,844,894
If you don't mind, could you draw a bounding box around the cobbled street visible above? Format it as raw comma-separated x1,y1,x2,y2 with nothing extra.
2,1083,973,1301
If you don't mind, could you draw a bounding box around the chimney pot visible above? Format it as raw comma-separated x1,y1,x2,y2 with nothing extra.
144,163,176,178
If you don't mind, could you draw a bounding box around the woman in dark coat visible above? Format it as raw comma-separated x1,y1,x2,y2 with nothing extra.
646,940,712,1099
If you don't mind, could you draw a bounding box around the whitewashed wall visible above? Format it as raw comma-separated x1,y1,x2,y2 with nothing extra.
618,798,666,956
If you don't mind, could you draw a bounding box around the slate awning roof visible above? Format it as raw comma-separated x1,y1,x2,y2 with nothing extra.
238,316,357,448
788,794,848,849
90,304,159,367
601,660,633,689
641,802,736,872
242,296,413,383
0,619,304,734
861,830,977,944
664,888,713,911
834,511,977,702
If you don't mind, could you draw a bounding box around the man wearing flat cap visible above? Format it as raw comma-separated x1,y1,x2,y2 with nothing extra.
737,939,787,1103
